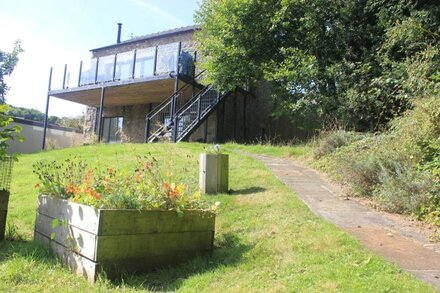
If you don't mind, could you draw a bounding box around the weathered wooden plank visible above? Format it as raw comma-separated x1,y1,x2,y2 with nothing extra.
34,212,98,261
34,231,98,284
0,210,7,240
218,154,229,192
98,210,215,236
96,231,214,261
199,154,218,194
37,195,100,234
0,190,9,210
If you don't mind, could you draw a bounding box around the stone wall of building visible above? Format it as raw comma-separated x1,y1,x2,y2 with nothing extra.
92,31,197,59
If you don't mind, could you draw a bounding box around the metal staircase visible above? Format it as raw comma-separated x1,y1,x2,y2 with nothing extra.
144,71,205,142
172,86,229,142
144,70,229,143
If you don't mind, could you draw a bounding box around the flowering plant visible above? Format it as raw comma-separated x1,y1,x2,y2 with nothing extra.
33,155,217,212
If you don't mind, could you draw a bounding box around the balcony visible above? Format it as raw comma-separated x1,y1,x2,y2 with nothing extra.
48,42,183,107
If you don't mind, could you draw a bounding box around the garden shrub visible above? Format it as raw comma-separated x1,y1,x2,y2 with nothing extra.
373,162,436,214
312,130,363,159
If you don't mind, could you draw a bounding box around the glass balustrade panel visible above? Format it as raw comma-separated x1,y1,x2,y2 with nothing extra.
134,48,155,79
65,62,80,89
50,66,64,90
96,55,115,83
80,58,97,86
114,51,134,81
156,42,179,75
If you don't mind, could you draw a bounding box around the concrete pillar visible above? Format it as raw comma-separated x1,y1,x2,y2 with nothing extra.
199,154,229,194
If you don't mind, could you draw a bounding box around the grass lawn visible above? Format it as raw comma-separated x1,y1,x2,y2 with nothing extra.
0,143,434,292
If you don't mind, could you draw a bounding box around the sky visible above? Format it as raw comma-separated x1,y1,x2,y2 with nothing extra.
0,0,200,117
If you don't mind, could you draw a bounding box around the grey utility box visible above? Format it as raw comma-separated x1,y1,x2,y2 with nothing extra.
199,154,229,194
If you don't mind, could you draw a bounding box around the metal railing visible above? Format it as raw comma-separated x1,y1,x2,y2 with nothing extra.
173,86,227,142
0,156,13,192
145,70,206,142
49,42,183,91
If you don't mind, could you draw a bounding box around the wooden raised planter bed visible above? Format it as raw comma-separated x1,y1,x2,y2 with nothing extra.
0,190,9,241
34,195,216,283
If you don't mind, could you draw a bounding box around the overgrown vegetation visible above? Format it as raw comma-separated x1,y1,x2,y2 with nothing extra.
312,94,440,223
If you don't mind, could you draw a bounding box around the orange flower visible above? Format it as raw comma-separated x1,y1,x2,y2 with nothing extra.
66,181,74,194
169,188,180,198
34,183,41,189
164,182,170,190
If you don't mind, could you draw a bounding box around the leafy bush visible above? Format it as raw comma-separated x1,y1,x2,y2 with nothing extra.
0,104,22,159
33,156,217,212
373,163,437,214
312,130,363,159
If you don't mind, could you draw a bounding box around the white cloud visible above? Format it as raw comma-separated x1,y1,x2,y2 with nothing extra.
129,0,186,27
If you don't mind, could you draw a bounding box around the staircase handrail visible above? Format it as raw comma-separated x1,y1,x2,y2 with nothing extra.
146,69,206,119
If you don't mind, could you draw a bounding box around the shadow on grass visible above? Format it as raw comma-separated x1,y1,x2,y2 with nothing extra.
113,233,252,291
229,187,266,195
0,238,57,265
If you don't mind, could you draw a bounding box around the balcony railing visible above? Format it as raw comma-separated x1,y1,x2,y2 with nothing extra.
49,42,181,91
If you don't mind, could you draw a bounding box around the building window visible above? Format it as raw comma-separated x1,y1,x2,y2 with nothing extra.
101,117,123,143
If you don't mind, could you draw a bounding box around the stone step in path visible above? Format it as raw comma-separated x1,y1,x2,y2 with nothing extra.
248,153,440,290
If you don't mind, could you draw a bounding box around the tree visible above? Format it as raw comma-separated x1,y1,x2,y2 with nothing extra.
0,41,23,158
6,105,84,130
195,0,440,131
0,40,24,104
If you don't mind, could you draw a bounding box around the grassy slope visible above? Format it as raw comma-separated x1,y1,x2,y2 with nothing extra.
0,143,434,292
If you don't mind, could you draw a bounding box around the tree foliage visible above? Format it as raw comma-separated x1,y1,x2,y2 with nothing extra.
0,105,22,159
0,40,23,104
7,105,84,131
195,0,440,131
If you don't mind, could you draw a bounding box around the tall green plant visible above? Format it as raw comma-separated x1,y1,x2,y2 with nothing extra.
0,105,22,159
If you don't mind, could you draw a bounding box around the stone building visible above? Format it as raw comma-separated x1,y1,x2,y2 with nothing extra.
43,24,304,147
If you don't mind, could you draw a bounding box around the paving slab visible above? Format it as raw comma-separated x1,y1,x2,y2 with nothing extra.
248,153,440,290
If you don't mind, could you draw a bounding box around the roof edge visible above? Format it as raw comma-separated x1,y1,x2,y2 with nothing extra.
90,25,200,52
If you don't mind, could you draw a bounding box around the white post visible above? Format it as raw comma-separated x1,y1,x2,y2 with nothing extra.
199,153,229,194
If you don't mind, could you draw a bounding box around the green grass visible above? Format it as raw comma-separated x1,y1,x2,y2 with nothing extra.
0,143,434,292
224,142,310,158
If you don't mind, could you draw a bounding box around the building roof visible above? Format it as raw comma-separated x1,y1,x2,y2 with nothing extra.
90,24,200,52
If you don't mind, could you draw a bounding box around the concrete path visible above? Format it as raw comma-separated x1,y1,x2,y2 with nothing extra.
249,153,440,290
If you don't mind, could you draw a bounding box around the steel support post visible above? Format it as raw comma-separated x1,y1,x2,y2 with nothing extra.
42,67,53,150
97,87,106,142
